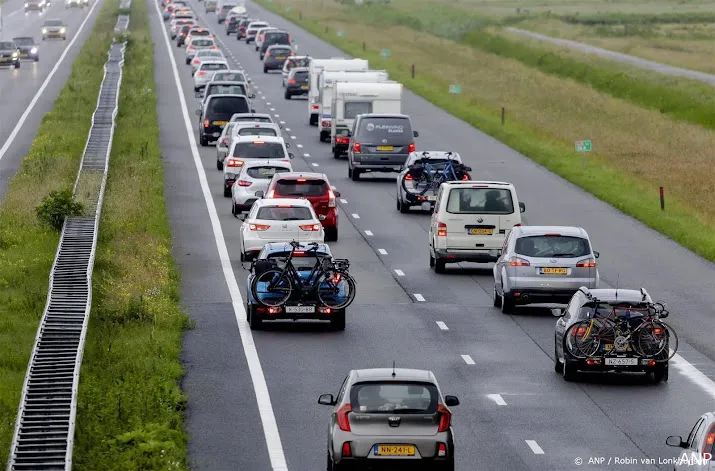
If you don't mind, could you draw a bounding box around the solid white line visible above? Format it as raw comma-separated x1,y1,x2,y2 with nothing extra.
671,352,715,402
394,269,405,276
311,163,319,167
364,230,373,236
340,198,347,204
152,3,288,470
487,394,507,405
525,440,544,455
351,213,360,219
0,0,102,163
461,355,475,365
436,321,448,330
378,249,388,255
413,293,425,301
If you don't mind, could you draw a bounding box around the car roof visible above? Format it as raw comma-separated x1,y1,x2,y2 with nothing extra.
515,226,586,238
12,36,34,41
267,44,292,49
360,113,411,119
272,172,327,181
443,180,515,188
352,368,436,382
241,159,291,168
199,60,228,66
254,198,313,209
234,135,284,143
207,80,247,86
44,18,64,23
583,289,650,303
231,113,272,119
234,122,279,129
262,242,331,255
408,151,461,161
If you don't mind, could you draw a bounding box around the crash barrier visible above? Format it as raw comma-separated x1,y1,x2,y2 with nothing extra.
6,21,129,471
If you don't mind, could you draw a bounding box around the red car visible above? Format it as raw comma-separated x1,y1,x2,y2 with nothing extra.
260,172,340,241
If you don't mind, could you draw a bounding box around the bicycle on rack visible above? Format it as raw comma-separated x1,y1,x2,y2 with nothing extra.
564,301,677,361
250,240,356,309
402,151,471,196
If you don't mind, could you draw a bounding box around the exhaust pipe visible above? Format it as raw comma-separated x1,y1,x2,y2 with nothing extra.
520,294,529,302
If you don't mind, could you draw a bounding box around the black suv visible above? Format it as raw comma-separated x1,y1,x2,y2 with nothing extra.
0,41,20,69
258,30,290,60
284,67,309,99
197,94,254,146
12,37,39,62
347,114,419,181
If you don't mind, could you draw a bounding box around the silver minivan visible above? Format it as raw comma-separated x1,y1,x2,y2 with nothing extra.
493,225,600,313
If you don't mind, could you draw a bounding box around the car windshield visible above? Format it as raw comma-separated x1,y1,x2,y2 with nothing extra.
232,142,285,159
213,72,246,82
288,58,310,68
44,20,64,26
0,41,15,49
238,127,277,137
350,382,439,414
221,5,235,11
208,84,247,96
266,251,323,270
208,97,249,115
246,166,289,179
13,38,34,46
200,63,228,71
359,118,412,142
292,70,309,80
256,206,313,221
578,302,652,321
274,179,327,197
191,39,213,47
515,235,591,258
446,188,514,214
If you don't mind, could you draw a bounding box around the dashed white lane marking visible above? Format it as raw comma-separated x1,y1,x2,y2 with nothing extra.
364,230,373,236
311,163,319,167
413,293,425,301
270,108,276,111
351,213,360,219
378,249,388,255
274,114,280,118
487,394,507,406
670,352,715,402
461,355,476,365
525,440,545,455
152,2,288,469
266,102,271,105
303,153,310,158
340,198,348,204
394,269,405,276
285,128,291,132
279,120,286,124
296,144,303,148
290,135,296,140
436,321,449,330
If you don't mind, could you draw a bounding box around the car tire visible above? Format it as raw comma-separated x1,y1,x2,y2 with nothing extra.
333,149,341,159
263,66,268,73
429,251,435,268
501,289,514,314
42,36,45,41
650,365,668,384
216,159,223,170
185,58,190,64
325,227,338,242
232,202,237,216
398,199,410,213
284,91,291,99
14,62,20,69
493,285,501,307
439,457,455,471
63,36,67,40
554,345,563,373
434,257,446,274
330,310,345,331
255,46,258,51
350,168,360,181
562,361,578,382
34,56,39,62
249,305,263,330
223,187,231,197
199,135,208,147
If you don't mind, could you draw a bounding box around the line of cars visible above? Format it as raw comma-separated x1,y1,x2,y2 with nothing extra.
0,17,70,68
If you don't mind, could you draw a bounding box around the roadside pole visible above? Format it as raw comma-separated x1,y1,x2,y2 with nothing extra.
575,139,592,167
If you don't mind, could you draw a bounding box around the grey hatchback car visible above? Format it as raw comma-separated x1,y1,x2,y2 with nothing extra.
263,44,293,73
493,225,600,313
319,368,458,470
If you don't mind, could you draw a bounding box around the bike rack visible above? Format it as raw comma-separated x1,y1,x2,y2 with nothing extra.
6,21,129,471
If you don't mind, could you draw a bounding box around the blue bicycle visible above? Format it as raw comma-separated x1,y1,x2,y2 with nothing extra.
402,152,471,196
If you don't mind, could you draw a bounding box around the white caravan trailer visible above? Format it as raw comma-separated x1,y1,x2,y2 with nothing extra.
329,81,403,157
307,58,368,126
317,70,389,142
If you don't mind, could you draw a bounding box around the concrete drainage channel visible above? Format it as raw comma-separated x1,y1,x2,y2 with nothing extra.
6,7,131,470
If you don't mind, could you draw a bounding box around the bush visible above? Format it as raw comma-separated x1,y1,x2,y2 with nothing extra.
35,188,84,231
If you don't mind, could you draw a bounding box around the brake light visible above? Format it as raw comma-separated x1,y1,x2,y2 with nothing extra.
437,442,447,457
220,137,229,144
336,137,349,144
297,178,306,182
437,404,451,432
187,46,196,51
341,442,352,458
331,272,342,283
571,325,588,338
211,46,217,50
462,174,470,180
226,159,244,167
253,141,265,144
237,180,252,187
312,104,319,110
437,222,447,237
292,251,305,255
408,143,415,152
321,120,331,128
287,78,296,84
328,188,336,208
405,174,413,181
265,51,271,57
248,224,270,231
193,59,200,65
704,426,714,454
197,71,206,76
508,257,530,266
203,119,209,128
353,143,361,153
300,224,321,231
576,258,596,268
337,404,351,431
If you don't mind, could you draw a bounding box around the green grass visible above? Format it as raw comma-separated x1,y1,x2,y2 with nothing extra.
0,0,117,463
71,0,190,468
257,0,715,262
558,11,715,25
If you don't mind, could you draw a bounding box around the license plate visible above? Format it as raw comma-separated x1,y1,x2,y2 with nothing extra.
301,85,308,89
374,445,415,456
275,56,286,60
213,121,228,126
540,267,568,275
426,195,436,201
605,357,638,366
376,146,393,151
286,306,315,313
468,228,493,235
0,58,7,62
602,344,632,352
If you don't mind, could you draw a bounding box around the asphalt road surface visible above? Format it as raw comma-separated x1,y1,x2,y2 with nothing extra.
505,27,715,87
149,0,715,469
0,0,103,201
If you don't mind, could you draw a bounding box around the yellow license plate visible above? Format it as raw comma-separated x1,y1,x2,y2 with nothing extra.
468,228,493,235
541,267,568,275
377,146,393,151
375,445,415,456
602,344,632,352
301,85,309,89
275,56,286,60
213,121,228,126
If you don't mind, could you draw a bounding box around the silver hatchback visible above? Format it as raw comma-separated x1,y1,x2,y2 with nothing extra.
493,225,600,313
318,368,458,470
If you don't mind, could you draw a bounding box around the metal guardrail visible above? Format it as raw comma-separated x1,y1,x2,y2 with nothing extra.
6,21,129,471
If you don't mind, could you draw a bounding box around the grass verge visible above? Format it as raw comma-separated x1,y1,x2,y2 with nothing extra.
256,0,715,262
71,0,189,468
0,1,116,463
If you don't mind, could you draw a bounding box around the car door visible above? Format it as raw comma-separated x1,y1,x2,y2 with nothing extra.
429,185,444,249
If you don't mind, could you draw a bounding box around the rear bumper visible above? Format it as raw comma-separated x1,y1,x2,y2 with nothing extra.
403,190,437,204
335,457,452,470
505,288,579,304
286,86,308,95
248,303,343,321
317,209,338,229
351,153,408,171
263,61,284,69
564,354,668,374
435,248,499,263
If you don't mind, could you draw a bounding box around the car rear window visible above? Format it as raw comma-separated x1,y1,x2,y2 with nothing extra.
274,179,327,197
198,50,223,58
359,117,412,142
208,84,247,96
578,303,650,321
344,102,373,119
191,39,214,47
288,58,310,68
445,188,514,214
256,206,313,221
269,48,292,56
246,166,289,179
238,127,277,137
201,63,228,71
350,382,439,414
293,70,309,80
232,142,285,159
213,72,246,82
190,30,210,36
265,32,289,42
515,235,591,258
267,251,325,270
220,5,234,12
232,116,272,123
208,97,249,116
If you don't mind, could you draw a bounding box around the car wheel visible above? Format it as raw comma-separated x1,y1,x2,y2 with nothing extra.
554,344,563,373
650,365,668,384
434,257,446,274
330,310,345,331
232,202,238,216
185,58,190,64
263,66,268,73
245,301,252,323
429,251,435,268
333,149,341,159
34,56,39,62
501,290,514,314
284,91,291,99
398,199,409,213
216,159,223,170
223,187,231,197
14,62,20,69
325,227,338,242
255,46,258,51
439,457,455,471
493,285,501,308
199,136,208,147
562,360,578,382
350,168,360,181
249,306,263,330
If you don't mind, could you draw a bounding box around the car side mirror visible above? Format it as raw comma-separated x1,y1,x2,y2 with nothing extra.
288,153,295,159
285,142,290,148
195,91,202,98
254,190,264,198
318,394,336,406
413,130,419,137
249,93,256,98
552,308,565,317
593,251,600,259
195,109,201,115
519,202,526,213
665,436,685,448
333,190,340,197
444,395,459,407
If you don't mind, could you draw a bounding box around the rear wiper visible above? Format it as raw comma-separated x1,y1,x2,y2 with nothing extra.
281,218,302,221
391,408,428,413
551,253,577,258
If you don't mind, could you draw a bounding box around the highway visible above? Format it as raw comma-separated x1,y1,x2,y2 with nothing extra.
148,0,715,469
0,0,102,200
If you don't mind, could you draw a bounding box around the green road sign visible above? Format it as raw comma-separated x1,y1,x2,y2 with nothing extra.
380,49,390,57
285,5,291,10
448,84,462,95
575,140,592,152
337,30,345,37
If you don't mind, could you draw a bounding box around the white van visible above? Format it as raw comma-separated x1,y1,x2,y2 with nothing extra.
307,58,368,126
317,70,389,142
428,181,526,273
330,81,401,154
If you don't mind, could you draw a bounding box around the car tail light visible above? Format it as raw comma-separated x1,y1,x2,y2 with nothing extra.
248,224,270,231
287,78,296,84
571,325,589,337
266,190,275,198
508,257,530,266
336,137,349,145
328,188,336,208
341,442,352,458
220,137,229,145
300,224,321,231
197,71,206,76
353,142,361,153
462,173,470,180
652,327,664,336
193,59,200,65
203,119,209,128
437,222,447,237
237,180,252,187
311,104,319,110
408,143,415,153
405,174,413,181
437,442,447,457
211,46,217,50
437,404,451,432
187,46,196,51
226,158,244,167
337,404,352,432
321,120,331,128
704,425,715,454
576,258,596,268
292,251,305,256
